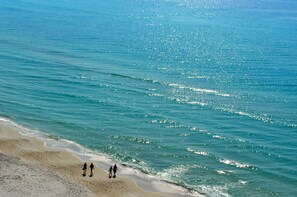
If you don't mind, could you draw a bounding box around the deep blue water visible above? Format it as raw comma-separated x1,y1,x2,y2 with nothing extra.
1,0,297,196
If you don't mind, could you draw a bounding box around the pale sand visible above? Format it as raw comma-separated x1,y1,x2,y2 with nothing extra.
0,153,90,197
0,121,173,197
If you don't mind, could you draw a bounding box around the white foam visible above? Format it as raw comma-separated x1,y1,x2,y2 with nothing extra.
150,93,294,129
218,159,251,168
150,119,176,124
197,178,248,197
156,164,203,181
149,93,163,97
194,151,209,156
216,107,276,125
178,133,190,137
217,93,231,97
212,135,225,140
236,138,246,142
0,117,13,124
167,83,231,97
189,127,208,132
216,170,232,175
157,165,190,180
198,184,231,197
216,170,227,175
187,148,209,156
188,101,208,106
238,180,248,185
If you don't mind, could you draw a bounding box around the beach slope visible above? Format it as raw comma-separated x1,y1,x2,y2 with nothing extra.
0,121,169,197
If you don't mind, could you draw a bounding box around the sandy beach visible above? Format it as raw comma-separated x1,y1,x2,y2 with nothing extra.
0,120,177,197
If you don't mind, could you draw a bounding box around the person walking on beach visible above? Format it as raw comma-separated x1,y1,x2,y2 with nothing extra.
82,162,87,177
109,165,113,178
90,163,94,177
113,164,117,178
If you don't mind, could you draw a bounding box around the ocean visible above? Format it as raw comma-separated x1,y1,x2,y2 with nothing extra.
0,0,297,196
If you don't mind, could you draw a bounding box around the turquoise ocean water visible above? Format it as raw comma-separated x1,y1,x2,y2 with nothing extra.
0,0,297,196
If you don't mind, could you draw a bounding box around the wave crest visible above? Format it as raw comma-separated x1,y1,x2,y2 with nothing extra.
219,159,251,168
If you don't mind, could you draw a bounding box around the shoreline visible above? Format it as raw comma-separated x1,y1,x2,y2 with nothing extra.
0,118,204,197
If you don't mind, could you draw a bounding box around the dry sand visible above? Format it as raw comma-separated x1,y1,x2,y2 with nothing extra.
0,121,171,197
0,153,90,197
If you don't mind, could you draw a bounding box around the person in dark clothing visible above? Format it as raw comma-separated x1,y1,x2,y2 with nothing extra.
82,162,87,176
108,165,113,178
90,163,94,177
113,164,117,178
